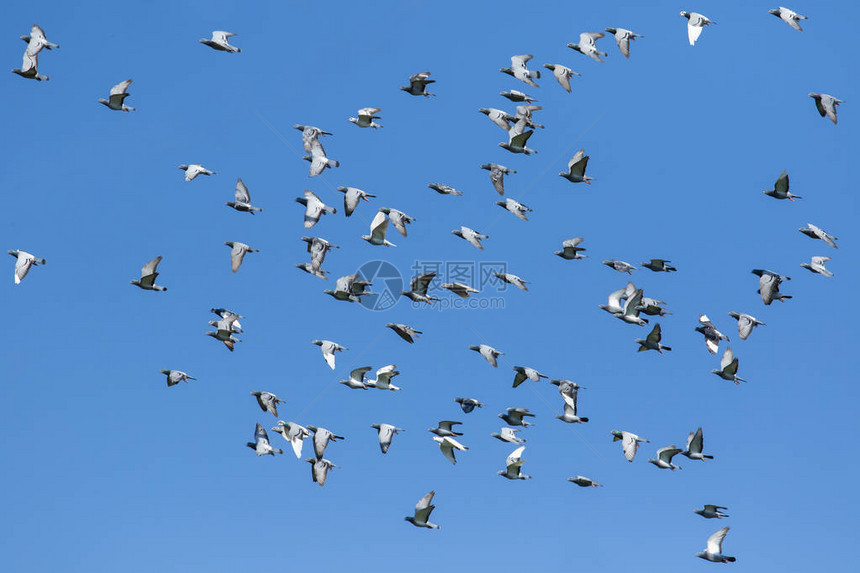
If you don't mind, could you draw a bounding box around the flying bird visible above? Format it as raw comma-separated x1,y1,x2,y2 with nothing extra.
226,178,262,214
224,241,258,273
401,272,439,304
336,186,375,217
603,260,636,274
769,7,808,30
481,163,516,195
366,364,401,391
340,366,372,390
556,388,589,424
441,282,478,298
8,250,45,284
542,63,580,92
799,224,838,249
617,288,649,326
499,408,534,427
649,446,683,470
246,423,283,456
98,79,135,111
433,436,468,465
293,124,332,153
568,476,602,488
324,273,372,303
559,149,593,184
12,48,49,81
312,339,347,369
401,72,435,97
20,24,59,52
429,421,463,438
712,347,745,384
380,208,415,237
496,198,532,221
697,527,736,563
500,90,536,103
469,344,504,367
611,430,650,462
271,421,310,458
695,505,729,519
305,458,337,486
386,323,421,343
479,107,516,131
499,117,537,155
680,11,715,45
605,27,643,58
179,164,215,182
801,256,833,278
206,314,241,351
809,93,843,125
555,238,587,260
500,54,540,87
211,308,243,331
131,256,166,291
635,323,672,353
301,236,338,277
296,190,337,229
428,183,463,196
371,423,404,454
764,170,801,201
498,445,531,480
696,314,729,354
12,25,57,81
728,311,766,340
307,425,344,460
349,107,383,129
454,397,484,413
452,226,488,249
641,259,676,273
494,272,528,291
568,32,607,62
682,427,714,461
199,31,241,52
752,269,792,305
512,366,547,388
405,491,440,529
362,210,396,247
161,370,195,387
250,391,284,418
492,427,526,444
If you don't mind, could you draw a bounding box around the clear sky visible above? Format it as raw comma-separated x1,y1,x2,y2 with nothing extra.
2,1,858,571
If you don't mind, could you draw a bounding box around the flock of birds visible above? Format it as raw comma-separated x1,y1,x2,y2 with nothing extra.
9,6,845,564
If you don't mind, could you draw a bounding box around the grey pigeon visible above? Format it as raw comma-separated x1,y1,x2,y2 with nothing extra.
712,347,745,384
296,263,328,280
340,366,372,390
401,272,439,304
568,476,602,488
603,259,636,274
500,54,540,87
752,269,792,305
312,339,346,369
452,226,488,249
636,323,672,353
697,527,736,563
401,72,435,97
131,256,166,291
491,427,526,444
405,491,440,529
210,308,243,332
728,311,765,340
680,11,715,46
305,458,336,486
301,236,339,276
199,31,240,52
764,170,801,201
515,105,544,130
801,256,833,278
769,7,807,30
611,430,649,462
13,25,58,81
481,163,516,195
696,314,729,354
682,427,714,461
799,223,838,249
559,149,593,184
271,421,310,458
433,435,468,465
494,272,528,291
8,250,45,284
499,117,537,155
386,323,421,343
605,27,643,58
551,379,586,392
638,297,671,317
324,273,372,303
499,89,536,103
428,183,463,197
556,388,588,424
479,108,516,131
161,369,195,387
642,259,676,273
225,241,258,273
512,366,547,388
371,423,404,454
98,79,135,111
555,237,587,260
648,445,683,470
454,397,484,413
349,107,382,129
380,208,415,237
250,391,284,418
498,445,530,480
617,288,649,326
296,190,337,228
496,198,532,221
441,282,478,298
429,421,463,438
809,93,843,124
293,124,332,154
568,32,607,62
226,178,262,214
20,24,59,52
362,210,397,247
695,505,729,519
205,314,241,351
469,344,504,367
246,423,283,456
307,425,344,459
179,164,215,182
542,63,580,93
499,407,534,427
336,186,375,217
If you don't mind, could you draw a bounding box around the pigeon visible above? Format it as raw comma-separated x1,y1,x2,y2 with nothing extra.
312,339,346,369
499,408,534,427
638,297,671,317
429,421,463,438
20,24,59,52
680,11,715,46
340,366,372,390
405,491,440,529
179,164,216,182
801,256,834,278
769,7,808,30
727,311,766,340
293,124,332,153
401,273,439,304
324,273,372,303
605,27,643,58
697,527,736,563
366,364,401,391
433,436,468,465
642,259,676,273
809,93,843,125
441,282,478,298
481,163,517,195
542,64,580,93
205,315,241,351
199,31,241,52
8,250,45,284
696,314,729,354
599,283,634,316
682,427,714,461
13,26,57,81
552,379,586,393
401,72,435,97
362,211,396,247
296,190,337,229
499,118,537,155
494,272,528,291
752,269,792,305
250,391,284,418
226,178,262,214
555,238,587,260
500,54,540,87
307,425,344,460
428,183,463,197
302,236,339,275
296,263,328,280
500,90,536,103
611,430,650,462
648,446,683,470
224,241,258,273
556,389,588,424
512,366,547,388
454,398,484,414
305,457,336,486
452,226,488,249
496,198,532,221
603,260,637,274
498,445,530,480
210,308,243,332
271,421,310,458
568,32,607,62
799,224,838,249
386,323,421,343
568,476,602,488
559,149,593,184
492,427,526,444
98,79,135,111
764,170,801,201
380,208,415,237
479,108,517,131
303,151,339,177
371,423,404,454
131,256,166,291
336,186,375,217
636,323,672,353
617,288,649,326
349,107,382,129
712,347,745,384
695,505,729,519
246,423,283,456
161,369,195,387
12,47,49,81
469,344,504,367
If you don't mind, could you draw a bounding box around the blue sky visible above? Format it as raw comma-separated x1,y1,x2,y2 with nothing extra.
2,1,858,571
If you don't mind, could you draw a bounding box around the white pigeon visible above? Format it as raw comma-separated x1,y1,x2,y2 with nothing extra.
250,391,284,418
8,249,45,284
12,48,49,81
199,31,241,52
801,256,833,278
617,288,649,326
307,425,344,460
496,198,532,221
568,32,607,62
752,269,792,305
680,11,715,46
98,79,135,111
769,7,808,31
433,436,468,465
311,339,346,370
481,163,517,194
428,183,463,196
492,427,526,444
349,107,383,129
367,364,401,391
371,423,404,454
296,190,337,229
498,445,530,479
20,24,60,52
13,25,58,81
499,89,536,103
179,164,215,182
599,283,634,316
611,430,649,462
556,389,588,424
452,226,488,250
648,446,683,470
697,527,736,563
362,210,396,246
400,72,435,97
224,241,258,273
542,64,580,93
271,421,310,458
479,107,516,131
161,369,195,387
404,491,440,529
441,282,478,298
799,224,838,249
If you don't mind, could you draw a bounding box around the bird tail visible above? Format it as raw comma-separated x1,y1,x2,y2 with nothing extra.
662,346,672,351
703,455,714,459
37,258,46,265
246,442,256,450
580,417,589,423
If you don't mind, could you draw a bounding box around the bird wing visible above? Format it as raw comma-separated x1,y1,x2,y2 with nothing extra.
720,347,734,371
706,527,729,554
687,21,703,45
438,420,462,431
812,256,831,266
568,149,588,177
414,491,435,521
621,432,639,461
230,243,247,272
411,272,435,295
658,446,680,463
369,210,389,241
350,366,372,383
506,445,526,467
736,315,753,340
689,427,704,454
646,323,662,344
512,370,527,388
110,79,132,96
235,178,250,203
511,54,533,68
606,286,626,309
774,171,789,193
213,31,236,43
141,256,162,278
623,289,644,317
304,192,324,227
